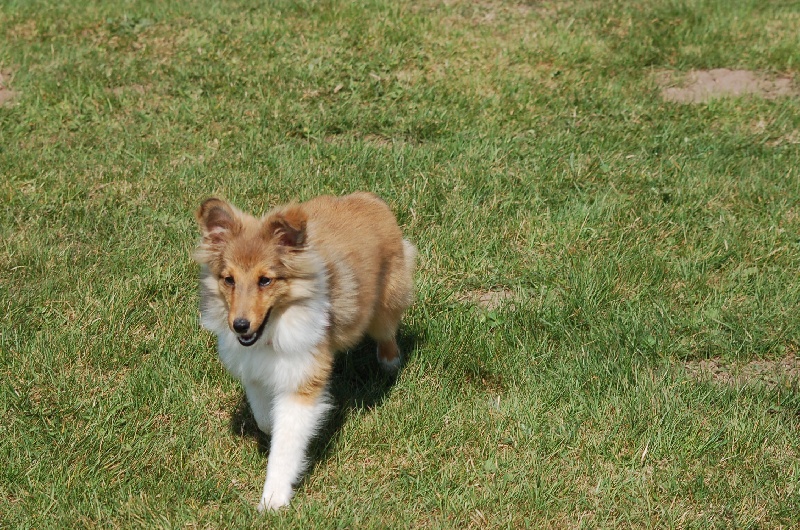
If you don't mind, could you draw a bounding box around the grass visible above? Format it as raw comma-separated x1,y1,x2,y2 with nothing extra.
2,0,800,527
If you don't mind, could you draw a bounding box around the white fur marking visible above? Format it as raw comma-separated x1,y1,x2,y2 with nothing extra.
377,347,402,372
257,394,332,511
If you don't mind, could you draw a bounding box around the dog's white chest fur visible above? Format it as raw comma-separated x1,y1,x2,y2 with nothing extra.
213,299,331,391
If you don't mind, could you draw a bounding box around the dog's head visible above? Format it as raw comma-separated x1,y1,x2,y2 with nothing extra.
194,198,312,347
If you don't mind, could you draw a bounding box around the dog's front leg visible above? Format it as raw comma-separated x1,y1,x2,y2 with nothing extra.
243,380,273,435
257,390,332,512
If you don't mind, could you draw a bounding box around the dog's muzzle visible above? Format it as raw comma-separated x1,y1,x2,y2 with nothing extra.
235,309,270,347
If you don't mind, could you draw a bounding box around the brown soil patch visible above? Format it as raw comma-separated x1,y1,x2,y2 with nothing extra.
767,130,800,147
110,84,149,97
658,69,796,103
460,289,515,311
8,20,38,40
0,70,18,106
683,355,800,387
323,132,410,148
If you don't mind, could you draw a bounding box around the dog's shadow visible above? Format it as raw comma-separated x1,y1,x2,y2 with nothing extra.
229,327,423,469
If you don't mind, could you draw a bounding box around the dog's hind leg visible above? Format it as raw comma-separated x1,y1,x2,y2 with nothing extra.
368,239,416,372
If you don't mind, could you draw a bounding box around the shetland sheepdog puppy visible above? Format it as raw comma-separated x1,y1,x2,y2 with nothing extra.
194,192,416,511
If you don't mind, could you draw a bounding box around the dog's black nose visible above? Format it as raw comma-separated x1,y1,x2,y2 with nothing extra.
233,318,250,333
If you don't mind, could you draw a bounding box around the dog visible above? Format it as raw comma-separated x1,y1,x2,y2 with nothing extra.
194,192,416,511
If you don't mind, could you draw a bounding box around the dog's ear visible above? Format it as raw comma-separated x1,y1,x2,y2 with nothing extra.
196,198,242,245
268,206,307,248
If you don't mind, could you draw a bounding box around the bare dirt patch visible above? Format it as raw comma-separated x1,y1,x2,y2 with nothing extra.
8,20,38,40
110,84,149,97
460,289,515,311
323,132,412,148
767,129,800,147
0,70,19,107
683,355,800,387
658,69,796,103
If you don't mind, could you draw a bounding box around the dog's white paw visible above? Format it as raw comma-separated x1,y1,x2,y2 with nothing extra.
256,485,293,513
377,353,402,373
376,342,402,373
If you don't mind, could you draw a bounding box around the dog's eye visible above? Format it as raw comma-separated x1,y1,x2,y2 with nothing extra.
258,276,272,287
223,276,235,286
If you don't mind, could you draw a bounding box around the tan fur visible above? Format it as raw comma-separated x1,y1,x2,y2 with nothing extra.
196,198,302,335
195,191,415,396
296,192,413,352
294,342,334,404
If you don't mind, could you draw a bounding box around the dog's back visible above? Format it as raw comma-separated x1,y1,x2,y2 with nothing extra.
300,192,415,354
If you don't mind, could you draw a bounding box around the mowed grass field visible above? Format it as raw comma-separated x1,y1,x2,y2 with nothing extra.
2,0,800,527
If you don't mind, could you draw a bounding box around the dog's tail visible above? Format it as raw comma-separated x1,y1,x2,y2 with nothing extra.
402,239,417,276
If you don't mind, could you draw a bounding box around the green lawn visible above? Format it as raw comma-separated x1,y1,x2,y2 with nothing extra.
2,0,800,527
